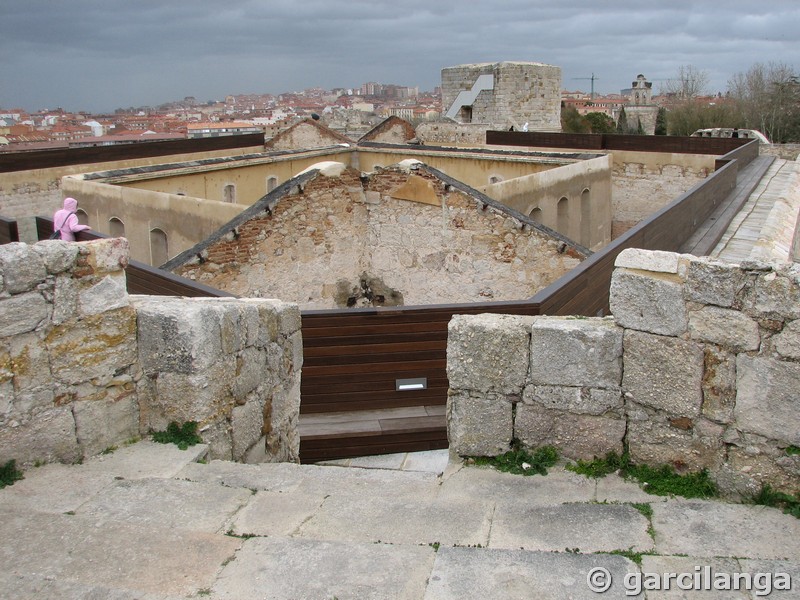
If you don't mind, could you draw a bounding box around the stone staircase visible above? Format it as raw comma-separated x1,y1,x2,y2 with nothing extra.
1,441,799,599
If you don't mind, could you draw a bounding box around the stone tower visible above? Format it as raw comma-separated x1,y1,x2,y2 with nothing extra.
441,61,562,132
629,74,653,105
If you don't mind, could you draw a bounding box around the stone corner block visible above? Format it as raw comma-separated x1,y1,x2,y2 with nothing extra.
685,256,746,308
447,313,531,394
735,355,800,445
529,317,622,387
610,269,687,336
85,237,130,274
614,248,682,274
687,305,760,352
446,389,512,457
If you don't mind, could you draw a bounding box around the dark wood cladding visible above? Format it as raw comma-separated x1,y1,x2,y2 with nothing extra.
0,133,265,173
486,130,753,158
0,216,18,244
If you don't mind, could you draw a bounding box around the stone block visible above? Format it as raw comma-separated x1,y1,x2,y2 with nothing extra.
623,330,703,417
232,347,267,402
687,305,760,351
0,242,46,294
447,314,531,394
701,347,736,424
742,265,800,320
52,275,78,325
84,237,130,274
685,256,746,307
32,240,80,274
528,317,622,388
626,409,725,472
735,355,800,444
610,269,687,336
73,395,139,458
774,319,800,359
614,248,683,273
8,332,53,394
0,406,80,466
231,393,267,461
0,292,48,337
446,389,513,456
78,275,129,317
717,443,800,499
523,385,622,416
514,402,625,460
46,307,137,386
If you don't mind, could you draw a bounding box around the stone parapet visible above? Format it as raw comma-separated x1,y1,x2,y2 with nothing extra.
447,248,800,499
0,240,301,467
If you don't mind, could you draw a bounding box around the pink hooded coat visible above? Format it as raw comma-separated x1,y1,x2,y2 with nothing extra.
53,197,90,241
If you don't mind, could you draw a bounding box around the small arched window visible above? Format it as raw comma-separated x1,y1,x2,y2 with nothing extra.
76,209,89,226
223,184,236,203
109,217,125,238
529,207,543,223
557,197,569,234
580,188,591,244
489,175,503,185
150,228,168,267
267,176,278,192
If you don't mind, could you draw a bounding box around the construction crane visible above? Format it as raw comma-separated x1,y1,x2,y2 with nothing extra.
572,74,599,101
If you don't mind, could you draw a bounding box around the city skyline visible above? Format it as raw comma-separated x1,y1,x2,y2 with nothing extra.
2,0,799,114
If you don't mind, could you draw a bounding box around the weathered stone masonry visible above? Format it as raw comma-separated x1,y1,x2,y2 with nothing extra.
0,239,301,467
447,248,800,499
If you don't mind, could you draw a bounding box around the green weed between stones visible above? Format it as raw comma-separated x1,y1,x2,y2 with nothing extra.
152,421,203,450
567,451,718,499
471,445,559,476
753,485,800,519
599,548,657,566
0,459,23,489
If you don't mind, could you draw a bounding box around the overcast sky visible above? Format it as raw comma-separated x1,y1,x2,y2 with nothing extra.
2,0,798,114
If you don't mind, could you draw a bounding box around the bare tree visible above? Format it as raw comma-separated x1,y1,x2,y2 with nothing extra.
662,65,710,99
728,62,799,143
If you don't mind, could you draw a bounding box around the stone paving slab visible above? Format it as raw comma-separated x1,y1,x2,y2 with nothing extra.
231,489,327,537
438,464,597,505
0,573,183,600
209,537,435,600
652,500,800,560
639,556,749,599
595,473,668,504
423,546,642,600
737,560,800,599
0,509,241,598
76,477,253,533
295,493,495,546
0,441,208,514
490,502,654,553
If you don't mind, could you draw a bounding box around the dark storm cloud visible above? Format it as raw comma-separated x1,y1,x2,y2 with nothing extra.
2,0,798,112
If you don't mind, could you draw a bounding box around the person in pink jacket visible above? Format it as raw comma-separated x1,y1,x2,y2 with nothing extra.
52,197,90,241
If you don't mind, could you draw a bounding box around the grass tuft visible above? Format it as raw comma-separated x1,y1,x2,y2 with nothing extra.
152,421,203,450
753,484,800,519
472,445,559,476
0,459,24,489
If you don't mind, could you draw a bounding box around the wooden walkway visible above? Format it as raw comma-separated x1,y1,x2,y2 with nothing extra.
298,405,447,464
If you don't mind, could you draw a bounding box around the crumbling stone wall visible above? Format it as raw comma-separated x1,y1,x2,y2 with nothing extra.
174,163,583,308
447,248,800,499
0,239,301,467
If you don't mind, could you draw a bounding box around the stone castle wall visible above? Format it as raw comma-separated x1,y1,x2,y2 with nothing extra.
441,62,562,132
0,239,301,467
447,248,800,499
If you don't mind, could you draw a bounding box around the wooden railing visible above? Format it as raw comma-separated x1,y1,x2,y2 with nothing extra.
0,216,18,244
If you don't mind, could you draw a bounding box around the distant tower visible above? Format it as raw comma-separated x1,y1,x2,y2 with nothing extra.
630,74,653,105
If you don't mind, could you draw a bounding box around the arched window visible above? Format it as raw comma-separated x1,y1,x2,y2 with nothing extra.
267,176,278,192
557,196,569,234
109,217,125,238
150,228,168,267
76,209,89,226
223,184,236,203
489,175,503,185
580,188,591,245
529,207,543,223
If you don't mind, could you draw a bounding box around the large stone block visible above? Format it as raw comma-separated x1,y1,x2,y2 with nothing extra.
701,347,736,424
523,385,622,416
447,314,532,394
231,393,267,461
742,265,800,320
688,305,760,352
32,240,81,274
446,389,513,456
614,248,683,273
232,347,267,402
685,257,746,307
610,269,687,336
46,307,137,385
774,319,800,360
528,317,622,388
78,275,129,317
735,355,800,444
626,408,725,472
7,332,53,394
0,292,49,337
622,330,703,416
73,395,139,458
0,406,80,466
0,242,46,294
514,402,625,460
84,237,130,275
